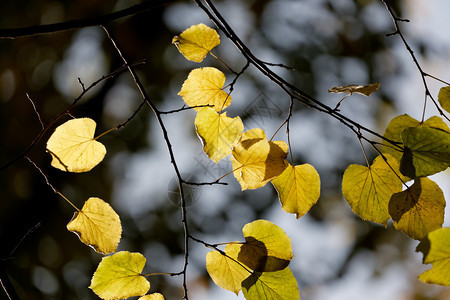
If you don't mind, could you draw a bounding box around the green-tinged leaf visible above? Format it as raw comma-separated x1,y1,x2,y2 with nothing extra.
382,114,450,163
389,178,445,240
271,163,320,219
195,107,244,163
242,268,299,300
67,197,121,254
417,227,450,286
400,126,450,178
172,23,220,62
90,251,149,300
46,118,106,172
328,82,380,96
231,129,288,190
138,293,165,300
342,154,402,226
178,67,231,111
206,244,251,295
438,86,450,113
239,219,293,272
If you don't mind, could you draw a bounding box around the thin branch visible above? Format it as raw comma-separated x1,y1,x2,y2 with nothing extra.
159,104,213,115
0,269,19,300
195,0,402,152
0,63,129,171
8,222,42,257
381,0,450,122
26,158,80,211
0,0,176,39
102,25,191,300
26,94,44,129
183,179,227,186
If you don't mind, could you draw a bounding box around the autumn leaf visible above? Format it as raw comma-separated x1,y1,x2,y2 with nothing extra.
328,82,380,96
438,86,450,114
342,154,402,226
382,114,450,163
400,126,450,178
272,163,320,219
206,243,251,295
138,293,165,300
238,219,293,272
90,251,150,300
242,267,299,300
231,128,288,190
417,227,450,286
66,197,121,254
195,107,244,163
389,178,445,240
178,67,231,111
46,118,106,172
172,23,220,62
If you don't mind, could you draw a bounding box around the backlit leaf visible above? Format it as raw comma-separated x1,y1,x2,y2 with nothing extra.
67,197,121,254
242,267,299,300
328,82,380,96
389,178,445,240
90,251,149,300
438,86,450,114
46,118,106,172
239,219,293,272
206,243,251,295
178,67,231,111
382,114,450,163
342,154,402,226
271,163,320,219
231,128,288,190
400,126,450,178
417,227,450,286
172,23,220,62
138,293,165,300
195,107,244,163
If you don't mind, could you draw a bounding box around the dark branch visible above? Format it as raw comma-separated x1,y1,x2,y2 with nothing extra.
0,63,130,171
102,25,191,300
0,0,176,39
381,0,450,122
195,0,402,151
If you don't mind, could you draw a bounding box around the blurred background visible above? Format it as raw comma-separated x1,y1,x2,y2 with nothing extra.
1,0,449,299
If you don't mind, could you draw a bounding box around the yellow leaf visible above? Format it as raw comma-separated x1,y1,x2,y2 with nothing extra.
195,107,244,163
342,155,402,226
138,293,165,300
382,114,450,163
231,128,288,190
46,118,106,172
239,219,293,272
172,23,220,62
389,178,445,240
66,197,121,254
242,267,299,300
438,86,450,114
328,82,380,96
178,67,231,112
90,251,149,300
272,163,320,219
206,243,251,295
417,227,450,286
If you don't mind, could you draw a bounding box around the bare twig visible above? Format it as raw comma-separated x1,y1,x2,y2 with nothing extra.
102,25,191,300
381,0,449,122
0,0,176,39
26,93,44,129
0,63,129,171
194,0,403,156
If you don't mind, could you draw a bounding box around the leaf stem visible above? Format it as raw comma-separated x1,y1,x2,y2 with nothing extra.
95,126,118,140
